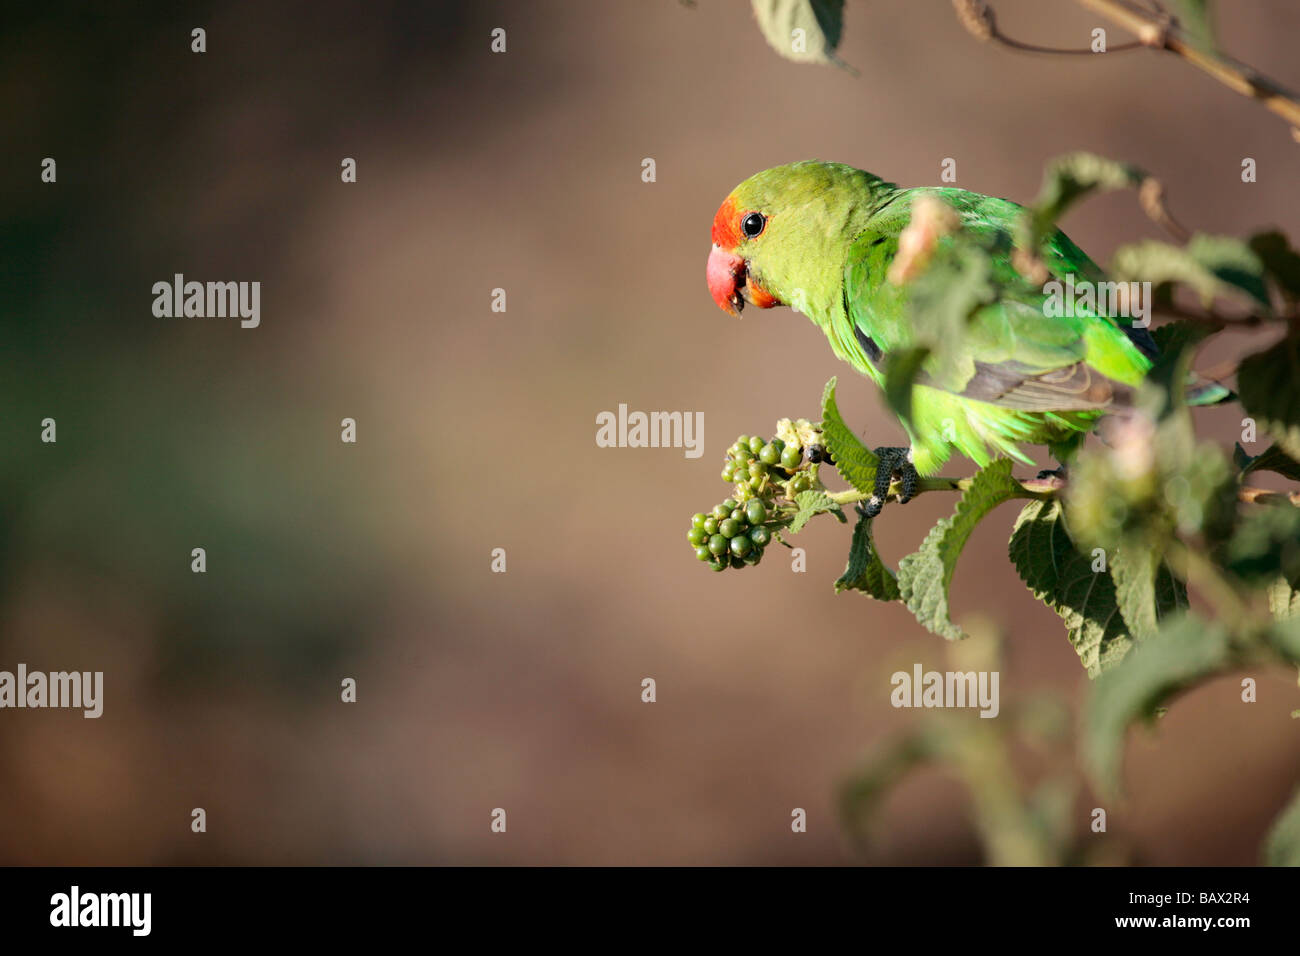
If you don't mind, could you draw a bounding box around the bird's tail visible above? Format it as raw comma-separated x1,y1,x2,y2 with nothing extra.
1186,376,1235,406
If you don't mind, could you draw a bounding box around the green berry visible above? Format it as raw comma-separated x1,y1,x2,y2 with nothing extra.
769,437,785,453
691,513,708,529
745,500,766,525
694,545,712,561
750,525,771,546
688,527,708,546
730,554,745,569
743,547,763,565
749,477,765,492
736,436,751,452
759,443,780,466
748,461,766,479
730,508,746,524
729,534,753,558
781,447,801,470
707,534,729,556
748,436,765,455
719,518,740,538
710,559,726,572
712,503,730,520
703,517,719,535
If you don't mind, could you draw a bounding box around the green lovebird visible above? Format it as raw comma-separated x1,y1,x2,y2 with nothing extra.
705,160,1227,515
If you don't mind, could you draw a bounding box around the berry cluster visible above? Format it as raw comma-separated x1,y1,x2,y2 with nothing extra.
686,427,823,572
720,434,811,495
687,496,773,572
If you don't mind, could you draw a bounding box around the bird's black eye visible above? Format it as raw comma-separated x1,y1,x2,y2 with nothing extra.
741,212,766,239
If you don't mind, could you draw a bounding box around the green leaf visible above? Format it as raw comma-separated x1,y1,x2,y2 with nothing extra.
836,512,900,600
1268,616,1300,661
1021,153,1145,248
1222,501,1300,587
898,459,1028,641
1238,338,1300,461
1085,613,1231,794
749,0,852,70
1268,576,1300,621
1249,230,1300,305
1151,319,1209,358
820,377,879,494
1112,545,1188,641
1240,443,1300,482
1111,235,1271,309
1010,499,1131,676
789,489,843,533
1264,786,1300,866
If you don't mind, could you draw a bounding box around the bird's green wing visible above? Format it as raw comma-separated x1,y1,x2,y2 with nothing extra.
840,187,1153,411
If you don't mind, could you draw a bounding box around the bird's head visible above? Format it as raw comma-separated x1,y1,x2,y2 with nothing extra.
706,161,895,319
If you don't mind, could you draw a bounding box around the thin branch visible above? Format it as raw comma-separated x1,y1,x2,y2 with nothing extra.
952,0,1144,55
823,476,1297,507
1075,0,1300,133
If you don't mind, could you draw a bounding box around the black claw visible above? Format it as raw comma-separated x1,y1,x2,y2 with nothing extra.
1035,464,1070,482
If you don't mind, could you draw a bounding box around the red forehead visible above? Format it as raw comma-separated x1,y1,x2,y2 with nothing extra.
711,194,742,249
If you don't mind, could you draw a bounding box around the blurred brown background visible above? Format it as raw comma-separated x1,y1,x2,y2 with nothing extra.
2,0,1298,865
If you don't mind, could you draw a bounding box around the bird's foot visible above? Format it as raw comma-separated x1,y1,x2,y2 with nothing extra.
858,446,919,518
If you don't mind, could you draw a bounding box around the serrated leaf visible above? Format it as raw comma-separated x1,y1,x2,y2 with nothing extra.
1240,443,1300,482
1112,545,1188,641
1150,319,1209,358
836,512,900,600
1238,338,1300,461
1249,230,1300,305
820,377,879,494
1111,235,1271,309
1268,576,1300,621
1085,613,1231,794
1264,785,1300,866
898,459,1028,641
789,489,843,533
1010,499,1131,676
749,0,852,70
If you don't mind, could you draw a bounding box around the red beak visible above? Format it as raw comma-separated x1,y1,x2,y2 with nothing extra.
707,244,747,316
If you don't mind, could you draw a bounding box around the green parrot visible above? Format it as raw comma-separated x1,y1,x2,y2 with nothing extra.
705,160,1227,516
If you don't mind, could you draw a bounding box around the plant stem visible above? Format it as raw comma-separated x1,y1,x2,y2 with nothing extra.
825,475,1060,507
1075,0,1300,132
823,476,1297,507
